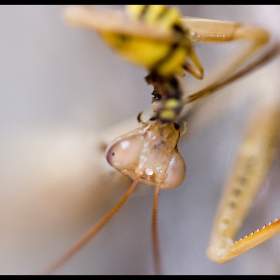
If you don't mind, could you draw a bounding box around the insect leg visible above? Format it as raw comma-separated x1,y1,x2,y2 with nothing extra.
182,17,269,103
64,5,177,43
187,43,280,101
207,100,280,263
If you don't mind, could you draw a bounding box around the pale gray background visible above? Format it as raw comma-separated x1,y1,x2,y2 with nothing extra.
0,5,280,275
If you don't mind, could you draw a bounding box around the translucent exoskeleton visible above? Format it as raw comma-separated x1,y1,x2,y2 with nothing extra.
106,117,186,275
2,4,277,273
106,119,186,190
42,112,187,275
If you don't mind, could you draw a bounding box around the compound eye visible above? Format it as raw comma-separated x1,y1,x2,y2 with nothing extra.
161,152,186,189
106,135,143,169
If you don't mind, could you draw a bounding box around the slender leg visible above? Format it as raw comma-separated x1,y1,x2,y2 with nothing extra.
182,17,269,103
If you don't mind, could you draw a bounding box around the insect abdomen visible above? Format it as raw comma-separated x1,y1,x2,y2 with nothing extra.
101,5,189,77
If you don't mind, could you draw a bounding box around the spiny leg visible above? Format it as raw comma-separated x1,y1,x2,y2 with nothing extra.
207,100,280,263
40,178,140,274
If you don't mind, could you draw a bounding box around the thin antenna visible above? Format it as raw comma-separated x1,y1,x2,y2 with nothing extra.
152,184,163,275
40,177,140,275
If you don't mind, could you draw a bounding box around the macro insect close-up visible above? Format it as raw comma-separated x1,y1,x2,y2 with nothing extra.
0,5,280,275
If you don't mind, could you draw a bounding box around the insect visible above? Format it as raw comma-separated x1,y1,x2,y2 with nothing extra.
64,4,269,123
1,5,274,273
36,4,279,276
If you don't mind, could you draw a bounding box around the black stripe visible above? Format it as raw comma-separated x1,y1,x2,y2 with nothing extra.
140,5,169,21
156,6,168,20
139,5,149,20
172,23,185,35
151,43,179,74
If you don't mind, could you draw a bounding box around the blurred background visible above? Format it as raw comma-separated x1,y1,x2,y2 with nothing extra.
0,5,280,274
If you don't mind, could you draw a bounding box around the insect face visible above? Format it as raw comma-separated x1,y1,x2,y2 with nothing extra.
106,120,186,189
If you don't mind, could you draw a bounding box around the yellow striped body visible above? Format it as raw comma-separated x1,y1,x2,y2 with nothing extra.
100,5,190,77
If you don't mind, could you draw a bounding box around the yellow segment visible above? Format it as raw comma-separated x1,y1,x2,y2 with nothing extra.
164,98,180,109
100,5,189,77
159,109,176,121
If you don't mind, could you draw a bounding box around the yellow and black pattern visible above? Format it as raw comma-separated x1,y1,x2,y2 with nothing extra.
97,5,203,123
100,5,194,77
146,73,183,123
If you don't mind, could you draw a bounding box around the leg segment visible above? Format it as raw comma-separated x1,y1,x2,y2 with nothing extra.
207,100,280,263
182,17,269,104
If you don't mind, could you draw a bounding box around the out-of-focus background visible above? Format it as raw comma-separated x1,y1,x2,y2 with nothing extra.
0,5,280,275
